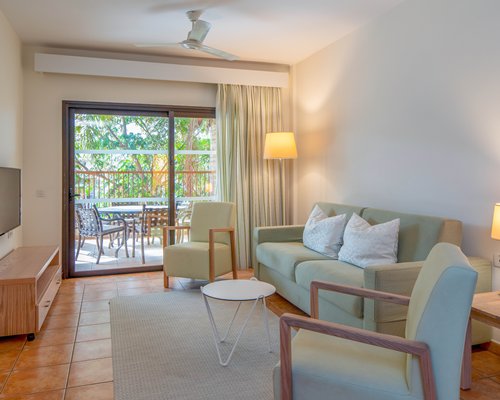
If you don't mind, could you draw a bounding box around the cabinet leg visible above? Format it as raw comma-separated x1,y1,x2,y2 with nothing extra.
27,333,35,341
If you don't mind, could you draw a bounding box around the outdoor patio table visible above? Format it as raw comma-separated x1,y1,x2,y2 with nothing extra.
98,205,168,258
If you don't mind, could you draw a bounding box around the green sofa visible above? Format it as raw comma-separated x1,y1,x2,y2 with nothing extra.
253,202,492,344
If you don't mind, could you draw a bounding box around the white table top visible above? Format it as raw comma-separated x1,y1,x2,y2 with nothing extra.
201,279,276,301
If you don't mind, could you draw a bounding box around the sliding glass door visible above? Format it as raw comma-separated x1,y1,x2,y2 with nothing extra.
62,102,215,278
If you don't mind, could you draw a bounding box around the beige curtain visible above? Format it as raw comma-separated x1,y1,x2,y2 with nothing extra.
216,84,285,269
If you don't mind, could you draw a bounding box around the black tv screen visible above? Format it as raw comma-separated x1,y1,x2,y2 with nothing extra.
0,167,21,236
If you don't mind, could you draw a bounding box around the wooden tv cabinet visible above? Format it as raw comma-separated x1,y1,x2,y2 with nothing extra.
0,246,61,340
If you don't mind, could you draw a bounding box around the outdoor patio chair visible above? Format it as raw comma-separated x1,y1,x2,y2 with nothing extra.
136,205,170,264
75,205,129,264
175,201,193,243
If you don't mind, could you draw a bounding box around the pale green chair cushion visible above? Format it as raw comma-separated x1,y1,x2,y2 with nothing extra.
163,202,235,281
190,201,235,244
163,242,232,280
295,260,364,317
256,242,330,281
273,330,413,400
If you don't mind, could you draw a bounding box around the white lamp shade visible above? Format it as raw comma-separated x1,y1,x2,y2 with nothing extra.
263,132,298,160
492,203,500,240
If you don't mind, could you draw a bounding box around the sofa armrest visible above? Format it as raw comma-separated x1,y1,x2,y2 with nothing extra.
253,225,305,244
363,261,423,332
364,261,423,296
252,225,305,278
363,257,492,338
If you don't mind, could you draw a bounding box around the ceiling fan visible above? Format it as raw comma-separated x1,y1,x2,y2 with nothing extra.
135,10,239,61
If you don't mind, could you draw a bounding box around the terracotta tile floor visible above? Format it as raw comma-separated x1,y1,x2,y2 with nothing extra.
0,269,499,399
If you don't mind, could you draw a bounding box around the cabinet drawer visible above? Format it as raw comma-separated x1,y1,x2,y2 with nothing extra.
36,266,62,331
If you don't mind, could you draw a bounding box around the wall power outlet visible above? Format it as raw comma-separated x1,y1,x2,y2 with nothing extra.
493,253,500,268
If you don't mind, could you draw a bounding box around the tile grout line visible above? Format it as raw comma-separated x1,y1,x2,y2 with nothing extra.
0,337,26,395
64,280,114,398
64,288,84,399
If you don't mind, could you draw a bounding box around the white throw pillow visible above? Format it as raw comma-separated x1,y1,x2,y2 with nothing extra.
303,205,347,258
338,213,400,268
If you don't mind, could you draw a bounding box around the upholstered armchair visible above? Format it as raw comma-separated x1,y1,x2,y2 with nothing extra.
162,202,237,288
275,242,477,400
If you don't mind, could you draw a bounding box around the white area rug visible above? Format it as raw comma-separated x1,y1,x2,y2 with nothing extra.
110,290,279,400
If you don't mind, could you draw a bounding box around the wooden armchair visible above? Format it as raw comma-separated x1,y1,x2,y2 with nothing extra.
162,202,237,288
276,243,477,400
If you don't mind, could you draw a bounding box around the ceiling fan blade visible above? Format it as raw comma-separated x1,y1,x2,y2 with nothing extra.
134,43,180,48
187,20,211,42
198,44,239,61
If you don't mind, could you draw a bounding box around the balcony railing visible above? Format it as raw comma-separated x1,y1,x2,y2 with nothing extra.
74,169,216,206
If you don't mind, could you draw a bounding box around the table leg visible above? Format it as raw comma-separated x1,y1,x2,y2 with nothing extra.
461,316,472,390
132,220,136,258
261,295,272,352
220,302,242,342
203,294,260,367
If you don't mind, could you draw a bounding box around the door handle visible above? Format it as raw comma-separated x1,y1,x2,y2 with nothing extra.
69,187,81,202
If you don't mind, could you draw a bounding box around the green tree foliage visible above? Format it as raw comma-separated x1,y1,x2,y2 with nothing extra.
74,114,216,203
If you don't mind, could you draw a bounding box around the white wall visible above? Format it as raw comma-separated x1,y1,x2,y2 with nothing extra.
293,0,500,340
22,46,217,249
294,0,500,339
0,10,22,258
294,0,500,288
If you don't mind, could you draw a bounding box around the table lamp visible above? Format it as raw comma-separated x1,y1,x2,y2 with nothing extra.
263,132,297,223
491,203,500,240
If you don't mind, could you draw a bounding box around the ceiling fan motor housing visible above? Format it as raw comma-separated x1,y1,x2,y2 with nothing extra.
186,10,203,23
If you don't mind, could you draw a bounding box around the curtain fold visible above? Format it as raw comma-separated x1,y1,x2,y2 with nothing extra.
216,84,284,268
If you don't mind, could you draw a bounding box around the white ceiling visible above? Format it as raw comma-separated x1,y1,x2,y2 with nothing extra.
0,0,403,65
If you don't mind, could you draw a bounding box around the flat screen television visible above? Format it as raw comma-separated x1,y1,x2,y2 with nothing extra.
0,167,21,236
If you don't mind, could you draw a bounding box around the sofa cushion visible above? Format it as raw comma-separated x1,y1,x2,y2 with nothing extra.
295,260,365,318
256,242,330,281
303,205,347,258
338,213,400,268
361,208,449,262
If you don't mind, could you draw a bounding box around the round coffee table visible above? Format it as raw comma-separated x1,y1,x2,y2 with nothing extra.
201,278,276,366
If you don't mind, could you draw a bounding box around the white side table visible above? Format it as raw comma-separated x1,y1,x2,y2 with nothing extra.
201,278,276,366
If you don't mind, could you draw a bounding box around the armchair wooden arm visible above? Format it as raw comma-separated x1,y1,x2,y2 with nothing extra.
280,313,436,400
208,227,237,282
310,280,410,319
162,226,191,248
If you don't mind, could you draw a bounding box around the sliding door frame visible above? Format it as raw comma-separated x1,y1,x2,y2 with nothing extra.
62,101,215,278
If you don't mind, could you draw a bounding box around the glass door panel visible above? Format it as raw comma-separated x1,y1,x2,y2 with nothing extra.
73,113,169,273
173,117,216,242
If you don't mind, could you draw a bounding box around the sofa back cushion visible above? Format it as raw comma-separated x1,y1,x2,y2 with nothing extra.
361,208,462,262
315,202,364,220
